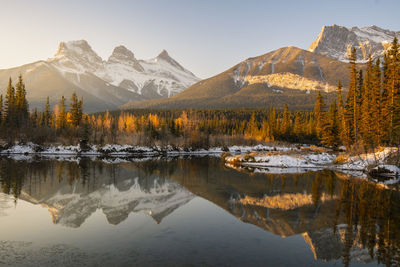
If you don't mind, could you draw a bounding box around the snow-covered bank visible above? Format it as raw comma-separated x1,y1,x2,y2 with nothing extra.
225,152,335,169
0,142,297,157
224,148,400,185
335,147,397,171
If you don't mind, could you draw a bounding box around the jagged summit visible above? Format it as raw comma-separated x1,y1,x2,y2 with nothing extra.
309,24,400,61
155,49,187,72
107,45,144,72
109,45,136,62
54,40,102,62
157,49,170,59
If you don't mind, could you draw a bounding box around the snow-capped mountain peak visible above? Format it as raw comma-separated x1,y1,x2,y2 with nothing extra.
155,49,187,73
108,45,144,72
109,45,136,62
46,40,200,99
54,40,102,63
309,24,400,61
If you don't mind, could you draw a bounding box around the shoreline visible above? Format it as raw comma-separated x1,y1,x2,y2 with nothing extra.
2,142,399,185
0,142,298,157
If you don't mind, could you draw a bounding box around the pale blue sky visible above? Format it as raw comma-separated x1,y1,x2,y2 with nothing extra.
0,0,399,78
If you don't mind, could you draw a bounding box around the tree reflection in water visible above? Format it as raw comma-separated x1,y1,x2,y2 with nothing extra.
0,156,399,266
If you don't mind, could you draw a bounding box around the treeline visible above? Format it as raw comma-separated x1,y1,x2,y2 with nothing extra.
316,37,400,150
0,77,321,147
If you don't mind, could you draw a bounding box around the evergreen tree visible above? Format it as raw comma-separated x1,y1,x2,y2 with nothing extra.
14,74,28,125
336,80,347,144
0,95,3,125
371,58,382,145
281,104,291,137
57,96,67,129
344,47,358,145
381,53,391,143
43,96,51,127
4,77,15,125
246,112,259,138
388,37,400,144
70,92,82,127
361,57,373,145
314,91,325,138
268,105,277,137
293,112,302,136
321,101,340,148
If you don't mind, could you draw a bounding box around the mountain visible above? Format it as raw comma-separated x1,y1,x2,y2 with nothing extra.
122,46,350,110
309,24,400,61
18,161,194,228
0,40,199,112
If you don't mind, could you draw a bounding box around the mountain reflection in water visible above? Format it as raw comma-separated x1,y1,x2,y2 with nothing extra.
0,156,399,266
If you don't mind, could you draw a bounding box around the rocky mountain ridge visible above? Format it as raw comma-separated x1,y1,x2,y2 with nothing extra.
309,24,400,61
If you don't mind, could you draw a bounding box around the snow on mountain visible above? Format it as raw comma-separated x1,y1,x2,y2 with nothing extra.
309,24,400,62
48,40,200,98
21,176,194,228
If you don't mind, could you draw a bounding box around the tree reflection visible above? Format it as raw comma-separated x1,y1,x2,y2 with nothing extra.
0,157,399,266
335,178,400,266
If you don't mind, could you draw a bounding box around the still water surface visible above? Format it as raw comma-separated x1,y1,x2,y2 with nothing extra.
0,156,399,266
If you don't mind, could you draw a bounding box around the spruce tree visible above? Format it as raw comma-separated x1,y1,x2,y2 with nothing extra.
388,37,400,144
57,96,67,129
4,77,15,126
344,47,358,145
43,96,51,127
361,57,373,146
293,112,302,137
14,74,28,125
70,92,82,127
314,91,325,138
321,100,340,148
370,58,382,145
268,105,276,137
0,95,3,125
281,104,291,138
381,53,391,144
336,80,346,144
246,112,259,139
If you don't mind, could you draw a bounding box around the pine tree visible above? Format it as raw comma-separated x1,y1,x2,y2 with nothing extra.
336,80,346,144
69,92,82,127
293,112,302,136
268,105,277,137
57,96,67,129
361,57,373,146
371,58,382,145
321,101,340,147
246,112,259,139
0,95,3,125
388,37,400,144
260,119,273,141
4,77,15,125
31,108,38,128
314,91,325,138
14,74,28,125
356,69,363,141
381,53,391,144
281,104,291,138
344,47,358,145
43,96,51,127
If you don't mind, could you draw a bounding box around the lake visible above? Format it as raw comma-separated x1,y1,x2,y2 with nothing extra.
0,156,399,266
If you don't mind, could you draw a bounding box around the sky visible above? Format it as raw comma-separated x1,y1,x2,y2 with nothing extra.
0,0,399,79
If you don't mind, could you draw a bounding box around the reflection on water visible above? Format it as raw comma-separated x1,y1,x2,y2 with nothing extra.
0,156,399,266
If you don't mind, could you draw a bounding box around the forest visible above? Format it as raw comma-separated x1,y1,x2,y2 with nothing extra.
0,37,398,151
